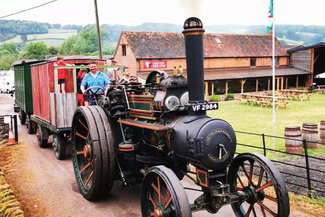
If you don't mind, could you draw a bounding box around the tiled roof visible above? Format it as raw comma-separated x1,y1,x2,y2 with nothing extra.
123,31,289,59
138,67,310,81
203,67,311,81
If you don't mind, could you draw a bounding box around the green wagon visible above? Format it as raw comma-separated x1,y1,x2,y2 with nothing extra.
12,60,44,133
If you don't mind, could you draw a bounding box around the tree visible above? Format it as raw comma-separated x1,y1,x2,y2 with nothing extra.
60,27,111,55
48,46,59,55
20,42,49,59
0,55,16,70
53,23,62,29
0,43,18,56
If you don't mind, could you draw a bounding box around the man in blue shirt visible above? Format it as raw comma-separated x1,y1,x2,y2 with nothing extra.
81,61,110,105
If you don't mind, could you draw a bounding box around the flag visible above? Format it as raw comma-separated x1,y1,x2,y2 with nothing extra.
267,0,274,33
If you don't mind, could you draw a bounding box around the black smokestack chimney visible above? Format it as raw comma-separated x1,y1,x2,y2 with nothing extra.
182,17,205,115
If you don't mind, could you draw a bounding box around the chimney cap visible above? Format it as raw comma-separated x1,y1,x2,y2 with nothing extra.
183,17,203,30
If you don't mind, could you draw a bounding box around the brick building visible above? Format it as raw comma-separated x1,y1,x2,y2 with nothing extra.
114,31,311,96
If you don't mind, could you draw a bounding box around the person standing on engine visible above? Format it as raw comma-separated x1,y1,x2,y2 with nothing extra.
53,56,73,93
80,61,110,105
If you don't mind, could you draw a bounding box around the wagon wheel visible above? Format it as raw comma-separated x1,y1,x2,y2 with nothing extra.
71,106,115,200
19,109,26,125
36,125,48,148
141,166,191,217
53,133,67,160
27,121,35,134
228,152,290,217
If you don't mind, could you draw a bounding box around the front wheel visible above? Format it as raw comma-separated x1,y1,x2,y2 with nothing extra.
141,166,191,217
19,109,26,125
228,152,290,217
36,125,48,148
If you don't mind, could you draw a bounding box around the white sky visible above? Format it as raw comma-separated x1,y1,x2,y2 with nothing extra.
0,0,324,26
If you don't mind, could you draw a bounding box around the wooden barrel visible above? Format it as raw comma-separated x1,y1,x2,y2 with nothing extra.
302,123,319,149
320,121,325,143
284,125,302,154
0,123,10,139
302,123,318,140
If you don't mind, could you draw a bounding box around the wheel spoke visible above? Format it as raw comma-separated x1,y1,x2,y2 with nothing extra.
260,204,267,217
248,161,254,185
85,171,93,186
148,193,156,208
237,173,244,188
77,151,85,155
76,132,87,140
257,200,277,217
151,182,166,203
164,196,173,209
264,194,278,203
80,162,91,173
78,119,89,131
252,205,257,217
258,167,264,186
241,163,250,180
157,177,161,203
245,204,253,217
255,181,273,193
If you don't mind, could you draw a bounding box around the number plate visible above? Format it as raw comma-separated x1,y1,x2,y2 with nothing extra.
191,103,218,112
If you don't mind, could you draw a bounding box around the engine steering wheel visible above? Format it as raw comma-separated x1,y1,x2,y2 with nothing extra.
83,86,105,105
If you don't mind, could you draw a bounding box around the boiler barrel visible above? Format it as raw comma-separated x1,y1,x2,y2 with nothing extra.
284,125,302,154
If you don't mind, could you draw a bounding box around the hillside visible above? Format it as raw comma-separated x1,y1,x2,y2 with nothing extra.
1,19,325,47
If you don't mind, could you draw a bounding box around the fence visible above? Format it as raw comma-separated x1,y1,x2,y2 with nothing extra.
0,115,18,143
235,131,325,198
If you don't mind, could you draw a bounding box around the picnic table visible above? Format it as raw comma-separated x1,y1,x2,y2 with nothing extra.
314,85,325,94
236,93,288,109
278,89,311,101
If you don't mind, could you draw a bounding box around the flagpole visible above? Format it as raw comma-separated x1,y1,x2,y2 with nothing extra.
272,0,276,150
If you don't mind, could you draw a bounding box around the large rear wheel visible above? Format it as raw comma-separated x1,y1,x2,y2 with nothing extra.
71,106,115,200
141,166,191,217
228,152,290,217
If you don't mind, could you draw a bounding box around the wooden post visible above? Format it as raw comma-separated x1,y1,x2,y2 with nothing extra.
276,78,279,91
240,79,246,93
296,76,299,88
211,82,214,95
256,79,259,92
285,77,288,89
268,78,270,91
311,49,314,86
225,80,228,95
281,77,284,90
204,82,208,100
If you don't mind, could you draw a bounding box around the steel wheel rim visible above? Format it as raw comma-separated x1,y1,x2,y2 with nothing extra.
73,113,94,190
229,156,280,217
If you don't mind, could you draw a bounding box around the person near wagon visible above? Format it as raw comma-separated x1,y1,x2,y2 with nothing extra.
80,61,110,106
53,56,74,93
105,59,120,82
77,68,88,106
119,67,138,85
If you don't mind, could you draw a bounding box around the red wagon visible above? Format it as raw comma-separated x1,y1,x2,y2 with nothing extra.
29,57,114,160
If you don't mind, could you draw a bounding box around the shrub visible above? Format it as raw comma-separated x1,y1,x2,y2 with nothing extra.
298,87,305,91
210,94,221,101
308,86,315,92
226,93,234,99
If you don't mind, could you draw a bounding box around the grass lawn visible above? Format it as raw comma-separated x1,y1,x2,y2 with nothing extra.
208,93,325,158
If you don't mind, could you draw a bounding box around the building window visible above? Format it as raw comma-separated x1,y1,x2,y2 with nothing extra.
250,58,256,67
122,45,126,56
215,37,222,44
271,57,279,66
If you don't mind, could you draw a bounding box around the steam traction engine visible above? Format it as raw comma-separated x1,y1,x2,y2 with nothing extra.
71,18,289,217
